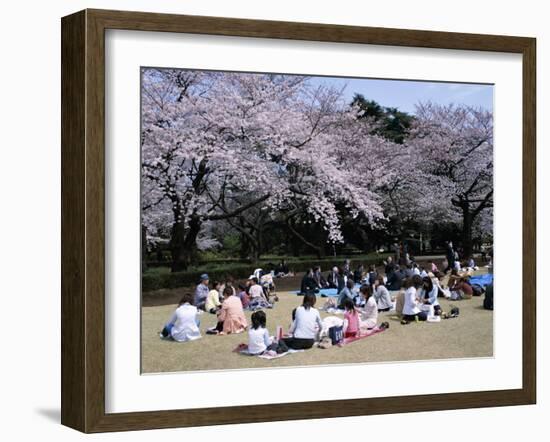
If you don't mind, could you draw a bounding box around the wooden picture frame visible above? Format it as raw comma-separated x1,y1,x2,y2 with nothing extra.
61,8,536,433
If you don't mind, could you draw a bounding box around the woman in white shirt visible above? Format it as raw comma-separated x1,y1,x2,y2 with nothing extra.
419,276,442,315
402,275,428,322
358,284,379,330
160,293,202,342
284,293,323,349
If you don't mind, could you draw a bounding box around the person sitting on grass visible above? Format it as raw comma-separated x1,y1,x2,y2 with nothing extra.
205,281,222,314
419,276,441,315
366,264,378,286
358,284,378,330
384,256,396,276
337,278,355,309
327,266,340,289
386,265,405,291
160,293,201,342
300,268,318,295
247,310,276,355
248,277,272,310
313,266,328,288
194,273,210,311
467,256,477,270
216,286,248,335
353,264,365,284
219,276,236,301
374,275,393,312
450,276,473,300
343,259,352,277
275,259,290,277
429,260,439,274
236,283,250,309
283,293,323,350
342,298,360,338
249,276,267,299
402,275,427,323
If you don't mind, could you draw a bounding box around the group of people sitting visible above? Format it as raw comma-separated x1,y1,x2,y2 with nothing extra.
160,252,486,352
300,254,483,324
160,272,278,342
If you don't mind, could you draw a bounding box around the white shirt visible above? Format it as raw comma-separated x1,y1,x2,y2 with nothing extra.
168,303,201,342
374,285,393,310
421,286,440,306
249,284,265,299
290,306,323,340
248,327,272,355
403,287,421,315
360,296,378,328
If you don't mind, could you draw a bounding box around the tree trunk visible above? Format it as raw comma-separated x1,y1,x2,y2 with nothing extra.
287,221,325,258
462,210,473,258
170,216,201,272
141,225,148,272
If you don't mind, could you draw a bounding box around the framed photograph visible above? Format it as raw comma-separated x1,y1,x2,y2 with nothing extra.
61,9,536,433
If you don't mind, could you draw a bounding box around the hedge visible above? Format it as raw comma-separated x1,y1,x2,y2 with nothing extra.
142,254,390,292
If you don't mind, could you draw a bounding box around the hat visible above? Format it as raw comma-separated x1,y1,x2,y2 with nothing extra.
200,273,209,281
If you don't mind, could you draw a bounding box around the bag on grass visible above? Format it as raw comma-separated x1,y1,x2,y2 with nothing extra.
484,284,494,310
275,340,288,354
328,325,344,345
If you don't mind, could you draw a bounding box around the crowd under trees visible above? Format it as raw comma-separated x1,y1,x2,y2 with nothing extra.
141,69,493,272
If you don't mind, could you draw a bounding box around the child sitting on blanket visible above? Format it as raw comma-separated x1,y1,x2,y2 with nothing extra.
342,298,360,338
247,310,276,355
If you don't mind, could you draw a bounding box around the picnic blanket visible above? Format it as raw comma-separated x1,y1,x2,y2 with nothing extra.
292,283,362,297
232,343,304,360
338,326,386,346
469,273,493,288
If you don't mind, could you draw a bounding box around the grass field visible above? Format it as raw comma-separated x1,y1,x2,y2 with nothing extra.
141,272,493,373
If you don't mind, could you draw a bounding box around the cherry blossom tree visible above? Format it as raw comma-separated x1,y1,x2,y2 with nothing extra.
406,103,493,256
141,70,385,270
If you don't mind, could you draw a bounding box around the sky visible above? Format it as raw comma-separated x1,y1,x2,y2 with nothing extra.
308,76,493,114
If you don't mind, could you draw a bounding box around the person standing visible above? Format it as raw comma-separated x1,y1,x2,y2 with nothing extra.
445,241,455,273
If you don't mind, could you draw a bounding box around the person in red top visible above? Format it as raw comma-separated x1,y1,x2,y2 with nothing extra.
342,298,360,338
236,283,250,309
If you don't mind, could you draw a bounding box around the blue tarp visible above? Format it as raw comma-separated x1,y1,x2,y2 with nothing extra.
292,283,362,297
469,273,493,288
